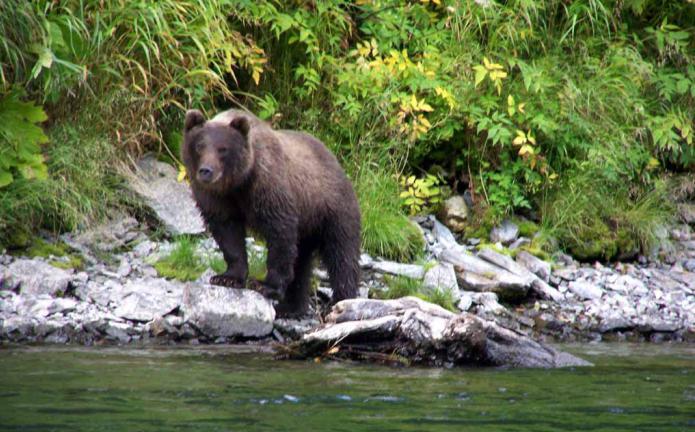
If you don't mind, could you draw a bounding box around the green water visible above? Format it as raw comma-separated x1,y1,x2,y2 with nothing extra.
0,344,693,431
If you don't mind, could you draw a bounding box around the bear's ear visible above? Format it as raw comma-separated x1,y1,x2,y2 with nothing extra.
184,109,205,132
229,116,250,138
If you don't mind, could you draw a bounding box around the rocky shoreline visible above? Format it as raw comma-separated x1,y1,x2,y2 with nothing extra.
1,158,693,366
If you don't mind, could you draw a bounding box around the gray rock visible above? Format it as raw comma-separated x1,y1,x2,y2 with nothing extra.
112,278,183,322
293,297,591,368
71,216,141,252
509,237,531,250
274,318,320,339
568,280,603,301
457,291,474,311
359,253,374,269
516,251,552,282
432,219,458,249
684,259,695,272
4,259,73,297
422,263,459,296
182,284,275,338
440,248,531,301
127,155,205,235
438,196,469,233
490,220,519,245
371,261,425,279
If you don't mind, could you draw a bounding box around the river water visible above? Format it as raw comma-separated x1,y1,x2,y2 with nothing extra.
0,344,693,431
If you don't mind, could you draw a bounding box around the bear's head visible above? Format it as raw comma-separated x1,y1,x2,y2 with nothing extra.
182,109,253,191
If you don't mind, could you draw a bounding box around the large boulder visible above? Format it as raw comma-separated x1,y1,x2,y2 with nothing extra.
112,278,183,322
2,259,73,297
287,297,591,368
182,284,275,338
127,155,206,235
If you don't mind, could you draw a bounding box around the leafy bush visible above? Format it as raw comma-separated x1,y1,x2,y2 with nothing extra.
1,0,693,260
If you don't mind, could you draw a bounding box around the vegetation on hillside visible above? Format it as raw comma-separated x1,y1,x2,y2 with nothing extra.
1,0,693,261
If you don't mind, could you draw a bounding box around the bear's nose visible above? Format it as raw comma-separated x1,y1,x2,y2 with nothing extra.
197,166,213,182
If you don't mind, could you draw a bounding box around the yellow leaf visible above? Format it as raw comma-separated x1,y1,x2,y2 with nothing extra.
252,69,261,85
518,103,526,113
399,191,411,198
177,165,187,182
507,95,515,106
419,102,434,112
513,136,525,145
527,131,536,145
519,144,534,156
408,175,416,185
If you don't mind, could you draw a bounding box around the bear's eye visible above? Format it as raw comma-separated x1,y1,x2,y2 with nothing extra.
218,147,229,155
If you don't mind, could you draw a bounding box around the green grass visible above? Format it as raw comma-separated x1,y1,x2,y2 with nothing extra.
0,111,129,248
376,275,457,312
153,237,207,282
156,237,268,283
357,169,425,262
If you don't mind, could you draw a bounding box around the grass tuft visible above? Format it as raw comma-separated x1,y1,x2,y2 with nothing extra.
357,169,424,262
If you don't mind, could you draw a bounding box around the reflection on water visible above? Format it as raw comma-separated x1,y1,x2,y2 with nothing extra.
0,344,693,432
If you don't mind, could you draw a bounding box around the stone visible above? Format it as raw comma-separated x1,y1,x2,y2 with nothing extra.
71,216,141,252
438,196,469,233
112,278,183,322
432,218,459,249
422,263,459,296
509,237,531,250
440,248,531,301
568,280,603,301
182,284,275,338
4,259,72,297
127,155,205,235
457,291,473,311
490,220,519,245
530,279,565,303
684,259,695,272
359,253,374,269
289,297,591,368
274,318,320,340
516,251,552,282
371,261,425,279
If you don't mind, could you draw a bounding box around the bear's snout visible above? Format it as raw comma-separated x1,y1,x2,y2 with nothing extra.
197,166,214,183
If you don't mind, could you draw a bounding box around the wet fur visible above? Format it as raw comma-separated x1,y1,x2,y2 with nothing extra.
183,109,361,316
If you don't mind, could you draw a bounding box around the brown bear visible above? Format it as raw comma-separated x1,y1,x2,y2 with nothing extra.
182,109,361,316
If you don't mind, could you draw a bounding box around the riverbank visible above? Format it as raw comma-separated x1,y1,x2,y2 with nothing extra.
1,158,693,359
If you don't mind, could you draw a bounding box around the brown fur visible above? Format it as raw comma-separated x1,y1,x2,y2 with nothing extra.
183,109,361,316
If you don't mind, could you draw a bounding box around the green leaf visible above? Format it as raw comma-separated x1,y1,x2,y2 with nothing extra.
0,170,12,188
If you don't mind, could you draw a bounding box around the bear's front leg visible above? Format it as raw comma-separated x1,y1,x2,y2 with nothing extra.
254,220,298,301
208,221,248,288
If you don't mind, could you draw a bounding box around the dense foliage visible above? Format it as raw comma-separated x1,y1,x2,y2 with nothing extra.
1,0,693,260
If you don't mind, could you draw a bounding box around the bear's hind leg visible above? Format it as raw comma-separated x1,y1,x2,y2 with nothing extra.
320,222,360,303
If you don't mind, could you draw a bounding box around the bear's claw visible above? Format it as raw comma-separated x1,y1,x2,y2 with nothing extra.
209,274,245,288
248,279,283,301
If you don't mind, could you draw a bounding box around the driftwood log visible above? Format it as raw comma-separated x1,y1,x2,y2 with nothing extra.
279,297,591,368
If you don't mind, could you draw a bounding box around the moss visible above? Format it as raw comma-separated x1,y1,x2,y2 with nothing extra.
515,219,540,238
476,243,513,256
12,238,85,270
